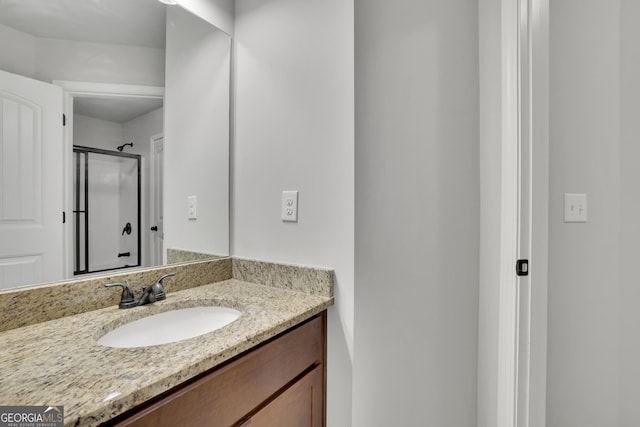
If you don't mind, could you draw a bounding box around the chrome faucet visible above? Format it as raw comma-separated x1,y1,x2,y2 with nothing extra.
105,272,177,309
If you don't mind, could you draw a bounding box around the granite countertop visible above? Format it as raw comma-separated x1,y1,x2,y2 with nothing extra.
0,278,333,426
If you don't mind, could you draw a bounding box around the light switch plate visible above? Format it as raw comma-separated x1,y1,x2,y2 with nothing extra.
564,193,587,222
281,191,298,222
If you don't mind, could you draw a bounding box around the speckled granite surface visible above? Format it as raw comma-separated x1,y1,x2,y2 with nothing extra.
232,258,334,298
166,248,223,264
0,258,232,332
0,279,333,427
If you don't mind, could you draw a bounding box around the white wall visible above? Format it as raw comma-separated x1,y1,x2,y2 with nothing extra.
164,6,230,258
353,0,479,426
547,0,622,425
233,0,354,425
0,23,164,86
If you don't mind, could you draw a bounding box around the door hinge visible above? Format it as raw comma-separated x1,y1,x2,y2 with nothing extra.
63,114,66,126
516,259,529,276
62,211,66,224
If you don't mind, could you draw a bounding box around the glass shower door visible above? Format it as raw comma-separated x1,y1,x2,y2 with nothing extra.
73,146,141,275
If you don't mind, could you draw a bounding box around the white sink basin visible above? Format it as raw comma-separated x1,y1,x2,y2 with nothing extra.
97,306,242,348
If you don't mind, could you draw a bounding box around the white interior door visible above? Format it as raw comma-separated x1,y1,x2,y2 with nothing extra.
149,134,164,266
0,70,64,289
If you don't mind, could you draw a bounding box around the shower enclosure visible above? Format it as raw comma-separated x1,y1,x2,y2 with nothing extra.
73,146,141,275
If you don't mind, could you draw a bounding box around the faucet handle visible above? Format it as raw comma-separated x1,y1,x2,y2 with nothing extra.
156,272,177,285
151,272,176,301
105,282,137,309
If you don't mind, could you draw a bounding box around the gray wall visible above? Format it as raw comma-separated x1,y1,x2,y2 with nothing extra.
620,0,640,423
547,0,640,425
547,0,620,425
352,0,479,425
232,0,354,425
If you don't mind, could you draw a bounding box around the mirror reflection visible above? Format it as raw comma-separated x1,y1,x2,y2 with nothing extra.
0,0,230,291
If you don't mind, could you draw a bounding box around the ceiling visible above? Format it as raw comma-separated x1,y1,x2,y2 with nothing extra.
0,0,167,48
0,0,168,122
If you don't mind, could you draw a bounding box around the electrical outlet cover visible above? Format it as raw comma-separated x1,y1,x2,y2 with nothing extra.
281,191,298,222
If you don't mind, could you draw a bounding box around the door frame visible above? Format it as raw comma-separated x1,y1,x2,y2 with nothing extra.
149,133,164,266
511,0,550,425
479,0,549,426
52,80,164,276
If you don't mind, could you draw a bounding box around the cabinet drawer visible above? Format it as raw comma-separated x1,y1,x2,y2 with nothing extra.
239,366,324,427
110,314,324,427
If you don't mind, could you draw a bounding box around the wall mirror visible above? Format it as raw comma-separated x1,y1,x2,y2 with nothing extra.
0,0,230,291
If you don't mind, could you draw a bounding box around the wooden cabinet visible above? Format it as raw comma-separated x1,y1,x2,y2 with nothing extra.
238,365,323,427
105,312,326,427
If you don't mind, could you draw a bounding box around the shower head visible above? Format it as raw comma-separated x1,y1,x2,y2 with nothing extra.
117,142,133,152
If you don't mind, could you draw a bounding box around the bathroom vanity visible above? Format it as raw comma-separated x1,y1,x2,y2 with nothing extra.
0,258,333,427
108,313,325,427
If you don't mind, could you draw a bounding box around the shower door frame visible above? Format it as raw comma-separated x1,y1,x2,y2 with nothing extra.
72,145,142,275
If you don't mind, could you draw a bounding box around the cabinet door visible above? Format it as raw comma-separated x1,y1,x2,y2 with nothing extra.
239,366,324,427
